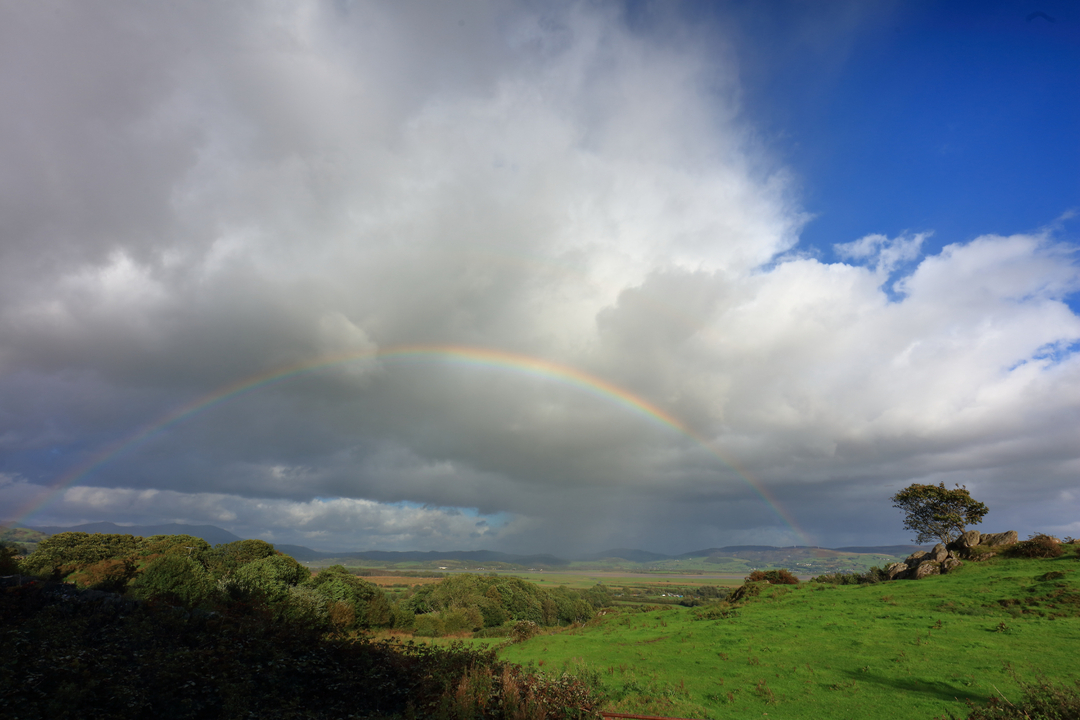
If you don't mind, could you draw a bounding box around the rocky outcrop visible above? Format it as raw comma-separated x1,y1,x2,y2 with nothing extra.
913,561,941,579
957,530,980,548
979,531,1018,547
885,562,908,580
895,530,1017,580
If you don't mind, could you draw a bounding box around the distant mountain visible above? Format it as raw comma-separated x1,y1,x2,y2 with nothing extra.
832,545,927,555
576,548,672,562
31,522,243,546
20,524,926,564
677,546,814,558
273,544,331,561
342,550,570,567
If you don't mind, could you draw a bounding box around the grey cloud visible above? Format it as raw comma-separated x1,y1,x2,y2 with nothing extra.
2,1,1078,553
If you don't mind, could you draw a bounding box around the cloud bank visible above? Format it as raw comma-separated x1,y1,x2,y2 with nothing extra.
1,1,1078,552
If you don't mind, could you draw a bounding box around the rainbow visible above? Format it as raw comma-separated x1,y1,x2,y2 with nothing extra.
8,344,809,543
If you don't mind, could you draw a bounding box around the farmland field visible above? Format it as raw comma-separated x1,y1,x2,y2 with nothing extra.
498,553,1080,719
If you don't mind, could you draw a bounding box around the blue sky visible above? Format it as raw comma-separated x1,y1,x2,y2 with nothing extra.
1,1,1078,553
740,1,1079,270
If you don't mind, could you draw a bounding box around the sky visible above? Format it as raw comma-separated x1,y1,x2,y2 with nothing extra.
1,0,1078,555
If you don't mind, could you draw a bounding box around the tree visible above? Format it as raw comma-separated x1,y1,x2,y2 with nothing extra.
891,482,989,544
129,554,215,607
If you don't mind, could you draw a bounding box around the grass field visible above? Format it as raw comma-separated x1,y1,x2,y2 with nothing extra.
498,552,1080,720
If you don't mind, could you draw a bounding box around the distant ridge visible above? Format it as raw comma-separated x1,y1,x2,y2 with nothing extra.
576,548,671,563
31,522,243,546
678,546,795,557
323,550,570,567
25,523,927,563
832,545,927,555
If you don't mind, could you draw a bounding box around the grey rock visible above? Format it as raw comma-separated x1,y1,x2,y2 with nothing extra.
913,561,941,579
885,563,909,580
941,558,962,573
905,550,929,566
980,531,1018,547
930,543,948,562
960,530,981,548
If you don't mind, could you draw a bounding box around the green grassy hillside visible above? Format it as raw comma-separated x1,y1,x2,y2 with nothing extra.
499,552,1080,719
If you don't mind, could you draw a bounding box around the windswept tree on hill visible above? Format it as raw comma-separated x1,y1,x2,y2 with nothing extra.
891,482,989,545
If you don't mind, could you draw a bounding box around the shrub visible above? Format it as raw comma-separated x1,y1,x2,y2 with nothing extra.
307,565,393,629
20,532,141,579
68,557,137,593
280,585,329,627
508,619,540,643
128,554,216,607
0,541,21,575
414,613,445,637
233,553,310,604
1008,534,1064,559
693,601,737,620
812,566,889,585
747,569,799,585
728,582,763,603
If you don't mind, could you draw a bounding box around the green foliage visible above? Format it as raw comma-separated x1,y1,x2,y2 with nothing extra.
128,554,216,607
135,534,212,562
0,541,20,575
892,482,989,544
400,574,611,636
812,565,890,585
19,532,142,579
746,569,799,585
1007,534,1064,559
0,580,603,719
233,554,310,604
306,564,392,629
204,538,278,577
279,585,329,628
66,557,138,592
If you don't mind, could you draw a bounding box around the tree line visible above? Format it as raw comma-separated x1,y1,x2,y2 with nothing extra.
7,531,613,637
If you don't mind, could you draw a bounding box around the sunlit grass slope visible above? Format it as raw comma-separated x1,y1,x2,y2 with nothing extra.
499,553,1080,720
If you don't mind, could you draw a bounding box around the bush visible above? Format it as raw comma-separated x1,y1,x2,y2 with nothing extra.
128,555,216,607
0,542,21,575
508,619,540,643
68,557,137,593
233,554,310,604
307,565,392,629
727,582,763,603
811,566,889,585
414,613,445,637
1008,534,1064,559
747,569,799,585
20,532,141,579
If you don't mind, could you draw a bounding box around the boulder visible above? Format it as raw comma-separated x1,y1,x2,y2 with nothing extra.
980,531,1018,547
959,530,981,548
930,544,948,562
913,561,941,579
941,558,962,573
885,563,909,580
905,550,929,566
948,530,981,554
